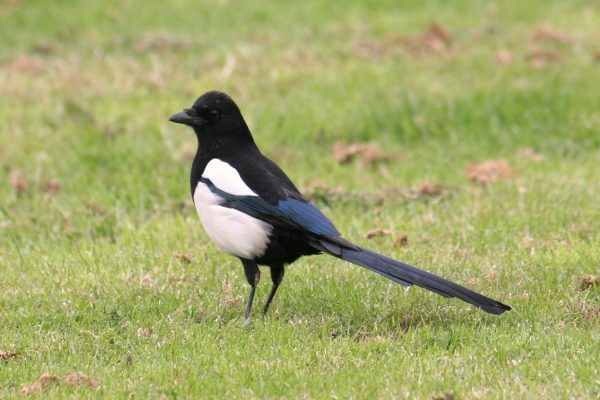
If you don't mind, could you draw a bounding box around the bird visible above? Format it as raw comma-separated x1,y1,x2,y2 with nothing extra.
169,91,511,319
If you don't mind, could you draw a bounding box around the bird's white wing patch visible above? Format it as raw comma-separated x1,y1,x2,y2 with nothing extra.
194,158,271,259
202,158,257,196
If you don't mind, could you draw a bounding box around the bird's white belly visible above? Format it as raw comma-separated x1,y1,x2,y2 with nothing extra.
193,181,272,259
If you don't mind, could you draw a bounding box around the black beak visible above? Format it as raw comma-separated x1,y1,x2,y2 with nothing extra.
169,111,201,126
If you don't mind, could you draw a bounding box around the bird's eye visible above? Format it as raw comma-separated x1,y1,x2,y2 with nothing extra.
209,109,221,120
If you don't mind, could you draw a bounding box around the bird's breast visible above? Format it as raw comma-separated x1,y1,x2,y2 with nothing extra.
192,159,272,259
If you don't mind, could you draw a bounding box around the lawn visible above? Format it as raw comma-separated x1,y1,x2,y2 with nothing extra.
1,0,599,398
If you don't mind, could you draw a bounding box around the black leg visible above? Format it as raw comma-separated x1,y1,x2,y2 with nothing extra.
241,259,260,320
263,265,285,316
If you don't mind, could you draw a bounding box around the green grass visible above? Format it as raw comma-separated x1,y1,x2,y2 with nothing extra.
1,0,599,398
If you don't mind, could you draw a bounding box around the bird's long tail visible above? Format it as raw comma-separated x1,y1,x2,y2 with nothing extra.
315,239,511,315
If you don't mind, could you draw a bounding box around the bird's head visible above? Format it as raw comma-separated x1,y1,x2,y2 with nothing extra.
169,91,254,151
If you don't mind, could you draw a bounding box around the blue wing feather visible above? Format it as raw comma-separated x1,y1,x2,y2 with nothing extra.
275,198,339,236
200,178,339,237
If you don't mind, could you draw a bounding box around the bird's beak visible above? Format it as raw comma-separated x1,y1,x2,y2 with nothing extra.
169,111,200,127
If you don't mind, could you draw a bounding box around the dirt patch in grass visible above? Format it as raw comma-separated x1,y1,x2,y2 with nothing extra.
527,26,573,69
332,141,395,165
10,169,28,195
578,275,600,291
9,55,46,75
411,23,452,53
0,350,22,362
350,22,453,58
433,392,455,400
531,27,573,46
63,372,99,390
220,295,242,309
569,222,590,233
43,179,61,195
495,49,514,65
394,233,409,247
365,228,391,239
173,252,194,264
466,159,512,185
22,373,60,395
408,182,448,199
516,148,545,162
523,236,572,254
21,372,98,394
134,32,194,52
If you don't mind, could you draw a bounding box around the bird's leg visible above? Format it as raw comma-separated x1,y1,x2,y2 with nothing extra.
241,259,260,320
263,266,285,316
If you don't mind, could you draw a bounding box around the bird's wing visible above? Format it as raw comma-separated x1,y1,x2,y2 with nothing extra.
213,152,305,204
199,177,340,237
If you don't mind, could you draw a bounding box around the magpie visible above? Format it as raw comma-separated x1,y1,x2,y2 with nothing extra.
169,91,511,319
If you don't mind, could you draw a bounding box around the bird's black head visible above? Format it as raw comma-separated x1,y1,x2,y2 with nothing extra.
169,91,255,152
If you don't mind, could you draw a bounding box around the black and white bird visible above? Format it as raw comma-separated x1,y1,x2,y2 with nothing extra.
169,91,511,319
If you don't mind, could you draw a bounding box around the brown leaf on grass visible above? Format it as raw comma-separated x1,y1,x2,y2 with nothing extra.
394,233,408,247
140,273,155,288
21,373,60,394
412,182,447,197
451,245,468,258
0,350,22,362
349,22,452,59
135,32,192,52
569,222,589,233
485,270,499,282
467,278,480,287
365,228,391,239
10,169,27,195
523,236,571,254
166,273,194,286
173,252,194,264
394,22,453,54
531,27,573,46
222,280,232,292
350,40,391,59
466,159,512,185
526,27,572,69
86,203,107,215
10,55,45,75
517,148,545,162
433,392,455,400
527,48,561,69
0,0,22,13
380,183,449,202
333,141,393,165
220,295,241,309
43,179,61,195
64,372,99,390
495,49,514,65
22,372,99,394
31,41,59,55
417,23,452,52
578,275,600,291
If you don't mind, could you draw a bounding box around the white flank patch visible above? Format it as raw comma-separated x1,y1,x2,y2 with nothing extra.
193,159,272,259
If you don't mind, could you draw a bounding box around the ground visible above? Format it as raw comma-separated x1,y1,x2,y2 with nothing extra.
1,0,599,398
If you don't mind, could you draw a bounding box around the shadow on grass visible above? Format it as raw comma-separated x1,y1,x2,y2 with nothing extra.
196,293,513,342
